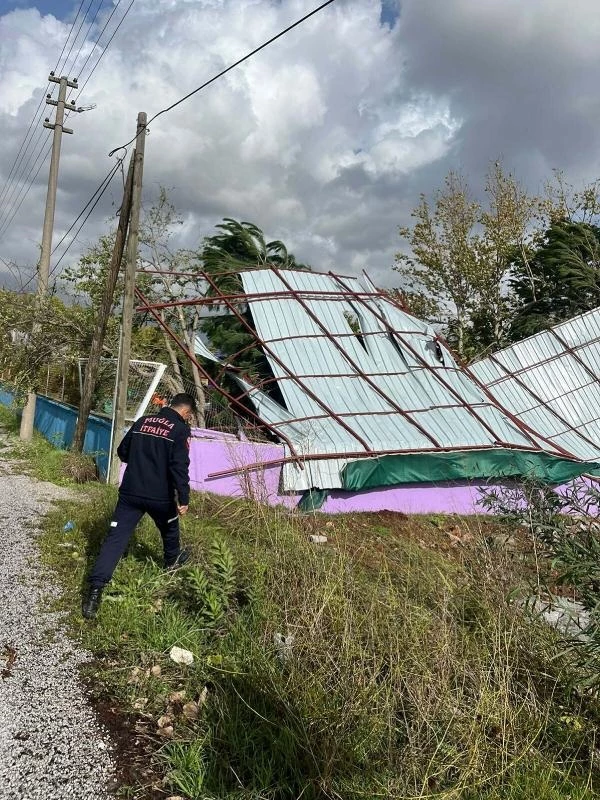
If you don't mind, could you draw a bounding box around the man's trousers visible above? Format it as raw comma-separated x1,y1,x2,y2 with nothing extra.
89,493,181,587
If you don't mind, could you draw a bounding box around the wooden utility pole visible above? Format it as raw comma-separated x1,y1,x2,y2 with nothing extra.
109,112,147,484
72,153,135,452
20,73,78,441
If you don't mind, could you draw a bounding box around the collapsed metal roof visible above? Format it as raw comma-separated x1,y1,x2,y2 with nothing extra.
471,307,600,463
136,267,599,492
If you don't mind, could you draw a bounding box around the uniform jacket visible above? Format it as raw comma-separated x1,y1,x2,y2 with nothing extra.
117,406,191,505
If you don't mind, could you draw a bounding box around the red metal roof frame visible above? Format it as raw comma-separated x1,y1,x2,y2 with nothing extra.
133,266,585,464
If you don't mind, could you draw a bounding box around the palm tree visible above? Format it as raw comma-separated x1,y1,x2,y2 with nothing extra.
201,218,307,294
199,219,309,393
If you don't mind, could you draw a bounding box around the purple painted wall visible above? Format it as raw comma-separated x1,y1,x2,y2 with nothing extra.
321,483,489,515
188,429,293,506
186,429,494,515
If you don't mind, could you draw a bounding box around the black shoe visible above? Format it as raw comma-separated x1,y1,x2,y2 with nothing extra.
165,549,190,571
82,586,103,619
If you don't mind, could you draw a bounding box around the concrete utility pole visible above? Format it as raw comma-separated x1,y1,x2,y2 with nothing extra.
109,112,147,484
72,152,135,453
20,73,78,441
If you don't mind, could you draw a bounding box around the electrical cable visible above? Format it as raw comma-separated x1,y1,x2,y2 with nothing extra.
109,0,336,155
72,0,128,95
17,154,123,293
0,1,136,245
0,0,87,220
3,0,333,282
51,157,123,255
60,0,97,77
74,0,106,75
47,157,123,282
0,139,52,240
0,0,135,242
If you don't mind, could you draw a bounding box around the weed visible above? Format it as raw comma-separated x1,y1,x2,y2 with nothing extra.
61,451,98,483
159,738,209,799
482,477,600,689
0,404,20,435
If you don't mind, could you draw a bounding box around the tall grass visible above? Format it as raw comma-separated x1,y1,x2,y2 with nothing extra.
38,486,599,800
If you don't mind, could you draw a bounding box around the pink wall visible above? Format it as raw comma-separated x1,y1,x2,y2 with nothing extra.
187,429,494,515
188,429,293,507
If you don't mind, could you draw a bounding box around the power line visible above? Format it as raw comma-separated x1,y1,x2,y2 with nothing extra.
48,158,123,283
2,0,333,280
17,155,123,294
75,0,135,100
0,138,52,239
73,0,128,94
0,126,48,230
0,101,47,214
0,0,135,242
61,0,97,77
57,0,106,114
0,117,53,235
0,0,87,214
109,0,336,156
72,0,106,75
54,0,88,74
51,157,123,256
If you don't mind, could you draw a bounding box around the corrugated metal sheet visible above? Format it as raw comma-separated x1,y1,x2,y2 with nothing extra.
471,307,600,463
236,270,563,491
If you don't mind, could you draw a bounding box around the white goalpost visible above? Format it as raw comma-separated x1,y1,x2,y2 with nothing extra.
78,357,167,483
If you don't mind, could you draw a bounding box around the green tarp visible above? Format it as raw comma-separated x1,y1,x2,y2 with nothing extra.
341,449,600,491
297,488,329,511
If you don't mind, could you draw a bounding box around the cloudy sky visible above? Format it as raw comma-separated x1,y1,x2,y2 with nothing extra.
0,0,599,292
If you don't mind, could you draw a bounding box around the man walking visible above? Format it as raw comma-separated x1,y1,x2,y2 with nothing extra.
82,393,196,619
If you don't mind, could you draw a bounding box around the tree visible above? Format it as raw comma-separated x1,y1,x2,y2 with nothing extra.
472,162,540,353
543,170,600,226
59,191,210,422
199,219,309,383
395,172,478,357
395,163,541,360
60,233,122,358
137,188,209,423
509,220,600,340
0,289,93,402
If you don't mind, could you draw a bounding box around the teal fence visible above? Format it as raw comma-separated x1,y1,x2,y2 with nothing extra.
0,388,111,478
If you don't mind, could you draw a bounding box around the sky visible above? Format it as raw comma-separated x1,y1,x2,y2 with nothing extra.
0,0,599,292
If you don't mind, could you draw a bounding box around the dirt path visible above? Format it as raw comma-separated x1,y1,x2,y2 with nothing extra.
0,451,116,799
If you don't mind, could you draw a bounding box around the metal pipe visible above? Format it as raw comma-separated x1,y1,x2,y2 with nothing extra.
136,265,357,280
135,287,397,313
205,441,579,480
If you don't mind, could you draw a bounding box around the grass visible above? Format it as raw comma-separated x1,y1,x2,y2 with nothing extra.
2,406,598,798
35,487,600,799
0,404,21,435
0,404,98,485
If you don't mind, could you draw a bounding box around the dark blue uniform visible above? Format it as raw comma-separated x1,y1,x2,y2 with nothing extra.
89,406,191,587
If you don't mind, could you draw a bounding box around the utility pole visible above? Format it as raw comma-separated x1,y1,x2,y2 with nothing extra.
109,112,147,484
72,152,135,453
20,72,78,441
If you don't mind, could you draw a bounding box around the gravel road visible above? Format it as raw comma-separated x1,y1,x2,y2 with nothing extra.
0,454,117,799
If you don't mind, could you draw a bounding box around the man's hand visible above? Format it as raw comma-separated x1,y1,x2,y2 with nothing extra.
177,504,189,516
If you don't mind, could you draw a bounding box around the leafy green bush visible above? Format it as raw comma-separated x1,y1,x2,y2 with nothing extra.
482,478,600,690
